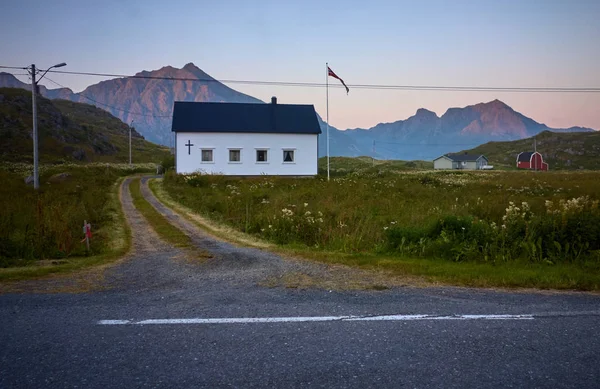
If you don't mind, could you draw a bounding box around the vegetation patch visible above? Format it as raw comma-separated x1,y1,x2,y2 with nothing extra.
0,87,171,164
0,166,136,281
161,165,600,290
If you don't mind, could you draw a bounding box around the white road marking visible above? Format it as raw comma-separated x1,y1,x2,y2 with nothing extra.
97,314,534,326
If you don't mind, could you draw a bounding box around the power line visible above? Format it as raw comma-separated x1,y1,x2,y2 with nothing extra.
0,66,27,70
28,67,600,93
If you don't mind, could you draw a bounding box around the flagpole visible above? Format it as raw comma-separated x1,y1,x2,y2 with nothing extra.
326,62,330,181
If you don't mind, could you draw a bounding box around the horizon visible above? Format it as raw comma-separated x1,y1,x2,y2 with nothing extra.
1,0,599,131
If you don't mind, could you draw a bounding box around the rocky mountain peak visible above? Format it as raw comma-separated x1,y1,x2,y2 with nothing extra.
414,108,438,118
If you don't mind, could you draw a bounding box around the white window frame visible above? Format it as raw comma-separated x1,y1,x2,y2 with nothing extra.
201,148,215,164
282,148,296,164
255,148,269,164
228,148,242,164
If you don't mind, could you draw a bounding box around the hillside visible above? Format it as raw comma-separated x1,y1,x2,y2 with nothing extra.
318,156,433,176
0,87,170,164
456,130,600,170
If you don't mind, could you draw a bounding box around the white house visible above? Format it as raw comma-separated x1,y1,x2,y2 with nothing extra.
433,153,489,170
172,97,321,175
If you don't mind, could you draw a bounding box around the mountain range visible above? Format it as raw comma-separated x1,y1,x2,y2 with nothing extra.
1,64,595,160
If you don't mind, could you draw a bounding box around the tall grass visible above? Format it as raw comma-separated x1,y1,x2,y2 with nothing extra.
162,169,600,264
0,164,154,267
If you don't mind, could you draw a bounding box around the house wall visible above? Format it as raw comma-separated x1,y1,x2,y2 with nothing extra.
463,161,478,170
517,153,548,171
531,153,544,170
175,132,318,175
433,158,453,170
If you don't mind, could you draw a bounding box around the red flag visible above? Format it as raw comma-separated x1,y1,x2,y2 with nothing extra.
328,66,349,94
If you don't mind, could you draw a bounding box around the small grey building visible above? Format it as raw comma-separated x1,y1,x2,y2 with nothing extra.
433,154,489,170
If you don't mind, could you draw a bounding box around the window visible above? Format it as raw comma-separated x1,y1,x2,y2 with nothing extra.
229,149,241,163
201,149,213,163
283,149,295,163
256,149,268,163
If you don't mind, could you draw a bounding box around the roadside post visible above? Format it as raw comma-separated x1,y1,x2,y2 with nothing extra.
82,220,92,252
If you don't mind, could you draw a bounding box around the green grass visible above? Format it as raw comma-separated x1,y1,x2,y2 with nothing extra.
159,165,600,290
0,176,131,281
290,251,600,290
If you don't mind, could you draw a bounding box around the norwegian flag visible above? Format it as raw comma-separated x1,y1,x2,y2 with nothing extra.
327,66,349,94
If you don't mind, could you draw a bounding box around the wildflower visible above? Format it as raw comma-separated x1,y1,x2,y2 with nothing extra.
383,226,389,231
304,203,309,207
304,211,311,216
390,221,397,225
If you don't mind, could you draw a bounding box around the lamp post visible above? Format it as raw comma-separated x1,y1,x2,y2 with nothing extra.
28,62,67,189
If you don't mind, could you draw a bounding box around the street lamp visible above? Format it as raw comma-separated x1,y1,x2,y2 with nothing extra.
28,62,67,190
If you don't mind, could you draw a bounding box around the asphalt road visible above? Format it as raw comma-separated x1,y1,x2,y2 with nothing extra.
1,177,599,389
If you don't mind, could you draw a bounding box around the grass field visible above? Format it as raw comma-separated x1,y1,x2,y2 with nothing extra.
0,164,154,279
161,163,600,290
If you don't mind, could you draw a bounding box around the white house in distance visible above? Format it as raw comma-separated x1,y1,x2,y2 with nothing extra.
172,97,321,175
433,153,490,170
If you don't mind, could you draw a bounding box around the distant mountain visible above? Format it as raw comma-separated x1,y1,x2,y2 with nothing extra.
0,87,170,163
456,130,600,170
346,99,595,160
1,67,595,160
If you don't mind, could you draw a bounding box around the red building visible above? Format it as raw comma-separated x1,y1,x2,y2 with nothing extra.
516,151,549,171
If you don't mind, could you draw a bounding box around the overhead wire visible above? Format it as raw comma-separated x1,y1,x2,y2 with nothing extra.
28,67,600,93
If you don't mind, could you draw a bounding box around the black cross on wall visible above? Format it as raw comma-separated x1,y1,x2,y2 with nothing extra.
185,140,194,155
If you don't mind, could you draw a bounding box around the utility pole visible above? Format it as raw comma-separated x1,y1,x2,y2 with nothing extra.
129,120,134,166
30,64,39,189
27,62,67,190
372,140,376,167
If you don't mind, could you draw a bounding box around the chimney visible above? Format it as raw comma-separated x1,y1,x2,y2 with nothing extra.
271,96,277,104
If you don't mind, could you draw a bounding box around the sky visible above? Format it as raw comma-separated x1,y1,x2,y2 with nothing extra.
1,0,599,130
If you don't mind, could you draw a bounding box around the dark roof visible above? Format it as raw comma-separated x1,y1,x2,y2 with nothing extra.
445,154,487,162
171,102,321,134
517,152,535,162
